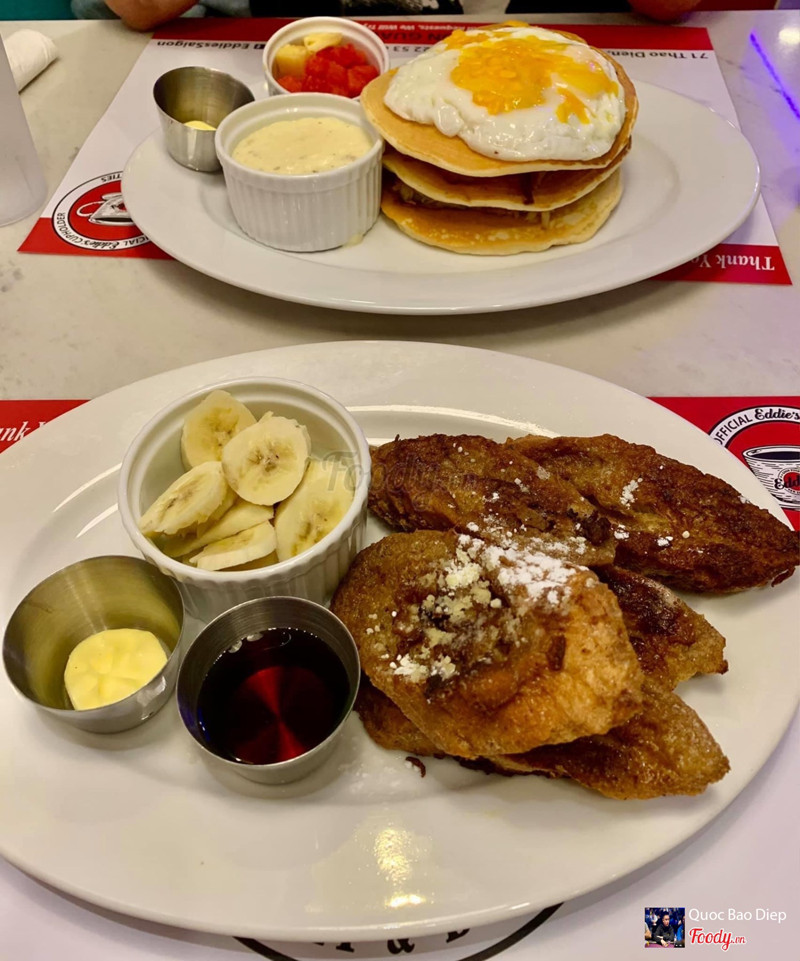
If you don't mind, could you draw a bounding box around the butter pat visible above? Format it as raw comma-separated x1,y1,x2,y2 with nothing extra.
184,119,216,131
65,628,168,710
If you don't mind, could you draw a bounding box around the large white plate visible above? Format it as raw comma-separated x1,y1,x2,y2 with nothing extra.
0,343,796,942
121,83,759,315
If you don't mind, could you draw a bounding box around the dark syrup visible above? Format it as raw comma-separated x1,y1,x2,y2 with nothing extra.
197,627,350,766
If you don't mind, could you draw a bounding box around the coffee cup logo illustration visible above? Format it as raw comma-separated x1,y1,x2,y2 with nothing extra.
742,446,800,508
709,405,800,516
75,192,133,226
52,173,150,251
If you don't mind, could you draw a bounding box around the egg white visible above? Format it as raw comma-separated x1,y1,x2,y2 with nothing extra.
384,26,627,163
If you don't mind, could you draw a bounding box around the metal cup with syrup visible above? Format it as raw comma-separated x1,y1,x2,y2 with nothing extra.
177,596,360,785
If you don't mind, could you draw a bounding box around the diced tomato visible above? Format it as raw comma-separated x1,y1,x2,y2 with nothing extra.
346,64,379,97
277,74,303,92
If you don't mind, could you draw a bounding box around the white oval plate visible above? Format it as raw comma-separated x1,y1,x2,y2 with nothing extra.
0,342,796,941
121,83,759,315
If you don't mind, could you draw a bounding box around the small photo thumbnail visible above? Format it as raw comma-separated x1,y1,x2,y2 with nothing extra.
645,908,685,948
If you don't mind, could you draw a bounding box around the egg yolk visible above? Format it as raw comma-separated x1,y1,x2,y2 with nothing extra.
443,29,496,49
441,23,528,49
447,34,619,124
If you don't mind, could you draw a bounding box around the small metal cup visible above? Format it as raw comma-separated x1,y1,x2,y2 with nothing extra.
153,66,255,172
177,597,360,785
3,556,185,734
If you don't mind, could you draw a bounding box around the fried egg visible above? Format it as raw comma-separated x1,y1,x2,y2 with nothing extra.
383,24,627,163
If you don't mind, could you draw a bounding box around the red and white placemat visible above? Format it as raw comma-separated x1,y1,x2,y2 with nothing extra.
18,19,790,286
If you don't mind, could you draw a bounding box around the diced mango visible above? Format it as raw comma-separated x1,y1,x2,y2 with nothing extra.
303,31,343,54
274,43,310,80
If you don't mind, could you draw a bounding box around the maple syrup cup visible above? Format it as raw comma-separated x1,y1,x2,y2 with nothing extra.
177,596,360,785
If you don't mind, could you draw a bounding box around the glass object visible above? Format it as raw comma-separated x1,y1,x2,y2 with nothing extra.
0,37,47,226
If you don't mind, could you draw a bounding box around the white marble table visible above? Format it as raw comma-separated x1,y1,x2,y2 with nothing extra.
0,11,798,961
1,9,798,401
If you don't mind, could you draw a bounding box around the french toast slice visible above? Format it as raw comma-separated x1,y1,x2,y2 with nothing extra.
598,566,727,689
356,678,729,800
369,433,615,567
493,684,730,799
332,529,643,758
509,433,799,592
354,562,731,798
356,677,442,757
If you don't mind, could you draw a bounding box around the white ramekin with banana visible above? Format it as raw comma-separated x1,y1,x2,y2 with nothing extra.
118,378,370,622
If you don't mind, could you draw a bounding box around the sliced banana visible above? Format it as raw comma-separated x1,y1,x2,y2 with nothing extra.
274,457,354,561
190,521,277,572
180,390,256,469
157,499,274,558
139,461,233,537
227,551,279,572
221,414,311,506
209,483,237,523
64,628,168,710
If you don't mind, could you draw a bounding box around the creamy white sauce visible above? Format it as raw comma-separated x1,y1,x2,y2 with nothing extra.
232,116,372,175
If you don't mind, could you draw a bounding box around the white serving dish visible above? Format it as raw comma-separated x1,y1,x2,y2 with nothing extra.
117,376,370,622
215,93,383,252
0,342,797,940
262,16,389,97
123,83,760,313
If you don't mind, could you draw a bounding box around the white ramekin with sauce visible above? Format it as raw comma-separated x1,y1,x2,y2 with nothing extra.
215,93,383,252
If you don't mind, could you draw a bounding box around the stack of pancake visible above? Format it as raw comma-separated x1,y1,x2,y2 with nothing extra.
361,24,638,255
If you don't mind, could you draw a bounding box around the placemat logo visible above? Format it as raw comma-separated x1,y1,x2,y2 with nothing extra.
52,173,150,252
709,405,800,512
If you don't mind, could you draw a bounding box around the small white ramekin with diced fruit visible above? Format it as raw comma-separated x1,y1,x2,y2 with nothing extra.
118,378,370,622
263,17,389,98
